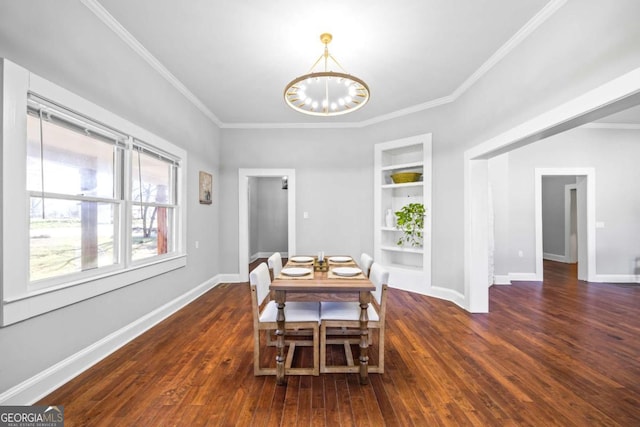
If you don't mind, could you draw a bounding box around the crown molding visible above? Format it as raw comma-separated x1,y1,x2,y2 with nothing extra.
451,0,566,100
81,0,223,127
581,122,640,130
220,94,456,129
84,0,565,130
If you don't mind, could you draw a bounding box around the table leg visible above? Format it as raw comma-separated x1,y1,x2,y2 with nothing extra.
359,291,370,385
275,290,286,385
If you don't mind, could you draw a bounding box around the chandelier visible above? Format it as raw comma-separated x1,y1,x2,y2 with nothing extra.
284,33,370,117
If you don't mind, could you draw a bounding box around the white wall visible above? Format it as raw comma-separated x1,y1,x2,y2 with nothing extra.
506,127,640,277
0,3,221,398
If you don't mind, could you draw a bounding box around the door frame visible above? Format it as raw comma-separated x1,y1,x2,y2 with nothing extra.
564,184,578,264
535,169,595,281
464,66,640,313
238,168,296,282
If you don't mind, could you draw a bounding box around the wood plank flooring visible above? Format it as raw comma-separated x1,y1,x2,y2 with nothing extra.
38,260,640,425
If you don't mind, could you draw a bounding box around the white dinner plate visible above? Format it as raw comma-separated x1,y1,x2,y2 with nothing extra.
281,267,313,277
332,267,362,277
290,256,314,263
328,256,351,263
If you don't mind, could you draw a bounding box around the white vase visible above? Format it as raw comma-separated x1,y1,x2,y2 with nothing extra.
385,209,395,228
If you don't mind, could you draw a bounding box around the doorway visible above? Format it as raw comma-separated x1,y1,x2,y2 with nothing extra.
539,173,591,281
464,66,640,313
248,177,289,263
238,168,296,282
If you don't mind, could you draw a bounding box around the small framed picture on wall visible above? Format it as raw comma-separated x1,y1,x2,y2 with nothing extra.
199,171,212,204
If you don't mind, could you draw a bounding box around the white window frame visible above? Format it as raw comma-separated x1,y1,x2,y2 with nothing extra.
1,59,187,326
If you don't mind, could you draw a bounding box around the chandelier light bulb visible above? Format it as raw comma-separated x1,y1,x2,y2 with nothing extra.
284,33,370,117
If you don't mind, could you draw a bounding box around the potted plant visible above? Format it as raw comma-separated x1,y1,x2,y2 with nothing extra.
395,203,425,247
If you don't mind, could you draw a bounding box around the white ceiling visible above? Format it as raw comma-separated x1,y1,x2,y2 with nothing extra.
91,0,555,127
4,1,636,128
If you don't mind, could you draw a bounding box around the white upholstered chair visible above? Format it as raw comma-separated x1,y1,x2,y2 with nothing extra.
359,253,374,277
250,262,320,376
267,252,283,280
319,263,390,373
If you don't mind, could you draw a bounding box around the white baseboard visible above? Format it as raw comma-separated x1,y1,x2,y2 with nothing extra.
250,252,289,263
509,272,541,282
426,286,466,309
543,252,570,263
0,275,226,405
493,275,512,285
216,273,242,283
593,274,640,284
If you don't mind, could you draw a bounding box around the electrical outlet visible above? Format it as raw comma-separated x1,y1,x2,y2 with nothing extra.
518,250,523,258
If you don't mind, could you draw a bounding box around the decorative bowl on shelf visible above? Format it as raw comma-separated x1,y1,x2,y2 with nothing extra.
390,172,422,184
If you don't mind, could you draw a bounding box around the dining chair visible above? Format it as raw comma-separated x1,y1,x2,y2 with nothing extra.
250,262,320,376
319,262,390,374
267,252,283,280
359,253,374,277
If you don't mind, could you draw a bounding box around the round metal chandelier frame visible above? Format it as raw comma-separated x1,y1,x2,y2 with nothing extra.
284,33,370,117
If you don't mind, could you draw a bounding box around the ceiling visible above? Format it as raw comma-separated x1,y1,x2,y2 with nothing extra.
4,1,637,128
91,0,556,127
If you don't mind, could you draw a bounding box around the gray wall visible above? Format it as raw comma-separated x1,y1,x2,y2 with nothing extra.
220,128,373,268
256,178,288,255
489,154,510,278
248,177,288,258
542,176,577,257
505,127,640,276
0,3,220,394
248,177,259,258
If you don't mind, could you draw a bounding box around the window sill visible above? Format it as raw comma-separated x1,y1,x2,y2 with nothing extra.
1,254,187,326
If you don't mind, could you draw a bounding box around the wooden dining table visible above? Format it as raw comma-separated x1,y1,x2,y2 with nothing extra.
269,256,375,386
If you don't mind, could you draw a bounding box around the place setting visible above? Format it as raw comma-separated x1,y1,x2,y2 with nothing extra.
278,255,315,279
277,265,314,279
328,265,366,279
327,256,354,265
288,255,314,265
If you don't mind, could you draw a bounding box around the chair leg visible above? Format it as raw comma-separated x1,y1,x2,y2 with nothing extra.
377,325,385,374
321,322,385,374
256,326,319,376
320,321,327,374
313,322,319,376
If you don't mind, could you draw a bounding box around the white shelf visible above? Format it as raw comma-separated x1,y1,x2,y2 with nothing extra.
381,161,423,171
381,182,423,189
380,245,423,254
374,134,432,293
384,263,423,272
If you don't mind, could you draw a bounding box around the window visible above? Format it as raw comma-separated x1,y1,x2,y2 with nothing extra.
27,96,125,284
25,95,183,286
130,144,178,262
1,60,187,326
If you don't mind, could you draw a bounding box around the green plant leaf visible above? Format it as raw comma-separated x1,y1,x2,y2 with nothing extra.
394,203,425,247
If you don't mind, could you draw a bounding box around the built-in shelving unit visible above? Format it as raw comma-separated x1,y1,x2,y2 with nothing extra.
374,134,432,294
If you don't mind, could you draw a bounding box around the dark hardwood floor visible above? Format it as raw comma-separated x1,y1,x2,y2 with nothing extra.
38,260,640,426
